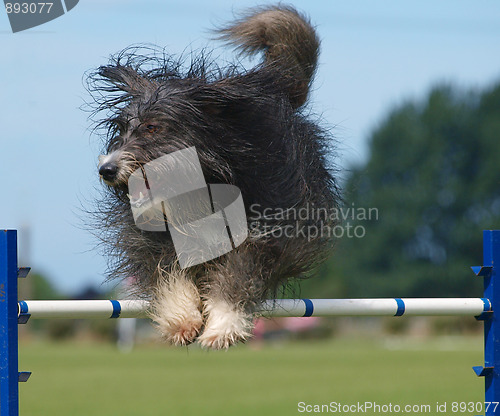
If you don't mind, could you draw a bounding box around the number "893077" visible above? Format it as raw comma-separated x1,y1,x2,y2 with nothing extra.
5,3,54,14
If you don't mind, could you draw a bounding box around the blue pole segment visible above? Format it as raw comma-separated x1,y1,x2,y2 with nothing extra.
301,299,314,317
482,230,500,414
0,230,19,416
394,298,405,316
110,300,122,318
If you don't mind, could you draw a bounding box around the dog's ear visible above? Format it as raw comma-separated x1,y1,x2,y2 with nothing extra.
97,65,156,98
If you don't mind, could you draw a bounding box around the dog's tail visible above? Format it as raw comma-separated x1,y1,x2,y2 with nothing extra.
217,5,320,109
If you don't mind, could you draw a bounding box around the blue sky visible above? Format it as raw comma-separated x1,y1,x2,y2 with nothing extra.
2,0,500,294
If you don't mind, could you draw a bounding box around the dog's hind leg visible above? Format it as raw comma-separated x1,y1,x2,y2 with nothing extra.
149,267,203,346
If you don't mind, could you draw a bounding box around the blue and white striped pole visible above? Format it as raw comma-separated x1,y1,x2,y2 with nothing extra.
16,297,490,320
263,298,490,317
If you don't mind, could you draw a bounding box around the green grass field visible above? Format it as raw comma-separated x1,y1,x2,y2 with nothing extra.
19,336,484,416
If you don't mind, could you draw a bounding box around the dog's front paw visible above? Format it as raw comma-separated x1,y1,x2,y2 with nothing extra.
150,274,203,346
158,311,203,346
198,300,253,350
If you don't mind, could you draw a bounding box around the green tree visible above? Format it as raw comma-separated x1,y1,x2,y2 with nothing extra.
325,82,500,298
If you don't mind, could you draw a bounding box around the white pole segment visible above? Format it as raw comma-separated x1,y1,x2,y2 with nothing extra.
18,298,488,319
401,298,487,316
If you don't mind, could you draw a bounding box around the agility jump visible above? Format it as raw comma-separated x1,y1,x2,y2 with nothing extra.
2,229,500,415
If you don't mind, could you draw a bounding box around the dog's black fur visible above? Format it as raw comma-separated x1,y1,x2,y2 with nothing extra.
88,5,341,349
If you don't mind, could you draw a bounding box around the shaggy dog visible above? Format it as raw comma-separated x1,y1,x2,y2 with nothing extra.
88,5,340,349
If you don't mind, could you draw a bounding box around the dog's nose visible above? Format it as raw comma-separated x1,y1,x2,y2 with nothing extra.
99,163,118,182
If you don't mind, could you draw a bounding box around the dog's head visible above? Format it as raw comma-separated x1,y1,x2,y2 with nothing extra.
91,52,230,193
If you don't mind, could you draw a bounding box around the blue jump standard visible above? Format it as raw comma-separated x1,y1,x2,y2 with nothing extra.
0,230,26,416
473,230,500,415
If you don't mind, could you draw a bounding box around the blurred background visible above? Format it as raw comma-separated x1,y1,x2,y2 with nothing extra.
2,1,500,414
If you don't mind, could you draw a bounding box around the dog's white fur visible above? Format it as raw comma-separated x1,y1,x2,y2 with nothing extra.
198,298,253,349
150,269,203,346
148,265,253,348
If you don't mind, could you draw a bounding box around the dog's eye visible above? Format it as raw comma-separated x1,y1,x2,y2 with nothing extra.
146,125,158,134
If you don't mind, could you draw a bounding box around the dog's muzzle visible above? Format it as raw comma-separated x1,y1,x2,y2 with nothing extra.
99,162,118,182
